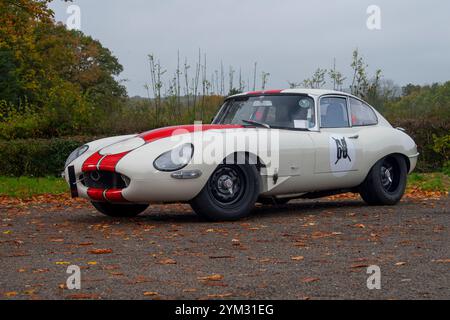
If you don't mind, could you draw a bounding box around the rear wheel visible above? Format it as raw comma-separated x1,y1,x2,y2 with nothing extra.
190,164,260,221
91,202,149,217
359,155,407,205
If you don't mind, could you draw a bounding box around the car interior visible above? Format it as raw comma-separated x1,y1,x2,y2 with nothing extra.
320,98,349,128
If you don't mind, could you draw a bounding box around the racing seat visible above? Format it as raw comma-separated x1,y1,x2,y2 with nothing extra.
323,103,346,127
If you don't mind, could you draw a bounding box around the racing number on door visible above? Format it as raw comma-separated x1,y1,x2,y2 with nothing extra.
332,136,352,164
329,135,356,173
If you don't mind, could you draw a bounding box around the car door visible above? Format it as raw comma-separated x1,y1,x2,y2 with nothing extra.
308,95,363,189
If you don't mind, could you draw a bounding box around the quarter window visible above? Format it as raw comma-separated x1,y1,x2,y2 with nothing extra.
349,98,378,126
320,97,349,128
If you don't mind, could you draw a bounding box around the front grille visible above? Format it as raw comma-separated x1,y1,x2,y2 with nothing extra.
81,171,129,189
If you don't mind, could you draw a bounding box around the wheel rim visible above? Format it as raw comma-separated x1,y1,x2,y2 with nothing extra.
208,165,246,206
380,158,400,193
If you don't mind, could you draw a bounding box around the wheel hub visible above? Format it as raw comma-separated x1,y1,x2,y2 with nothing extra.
385,169,392,182
219,177,234,194
380,163,395,191
209,166,245,205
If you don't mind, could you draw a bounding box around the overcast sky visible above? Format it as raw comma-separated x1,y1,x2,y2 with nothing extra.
49,0,450,97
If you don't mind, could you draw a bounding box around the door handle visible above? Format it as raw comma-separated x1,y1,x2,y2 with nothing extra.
347,134,359,139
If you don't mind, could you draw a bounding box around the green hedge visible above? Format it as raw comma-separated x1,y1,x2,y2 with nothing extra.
389,118,448,172
0,122,448,177
0,137,99,177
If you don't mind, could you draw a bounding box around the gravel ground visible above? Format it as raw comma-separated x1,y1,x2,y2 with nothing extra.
0,196,449,300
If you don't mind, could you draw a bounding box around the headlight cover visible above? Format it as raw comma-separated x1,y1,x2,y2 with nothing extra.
65,145,89,168
153,143,194,172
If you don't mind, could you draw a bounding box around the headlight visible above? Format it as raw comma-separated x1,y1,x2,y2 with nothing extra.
153,143,194,172
65,145,89,168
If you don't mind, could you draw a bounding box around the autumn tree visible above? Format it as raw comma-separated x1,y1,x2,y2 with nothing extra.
0,0,126,136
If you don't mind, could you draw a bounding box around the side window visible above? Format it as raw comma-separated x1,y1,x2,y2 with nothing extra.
320,97,349,128
349,98,378,126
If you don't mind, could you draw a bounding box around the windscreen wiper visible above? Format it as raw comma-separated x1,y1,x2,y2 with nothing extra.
242,120,270,128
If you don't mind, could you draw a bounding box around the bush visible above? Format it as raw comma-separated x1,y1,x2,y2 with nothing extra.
432,134,450,175
0,100,43,139
0,137,99,177
387,118,449,172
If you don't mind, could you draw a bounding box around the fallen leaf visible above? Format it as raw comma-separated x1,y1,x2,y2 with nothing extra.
4,291,18,297
158,258,176,265
143,291,159,296
87,261,98,265
209,255,234,259
131,275,151,284
354,224,366,229
395,262,407,266
55,261,70,265
78,242,94,246
23,289,36,295
294,241,308,247
198,274,224,281
103,265,119,270
33,268,49,273
311,231,338,239
3,230,12,235
291,256,304,261
89,248,113,254
434,259,450,263
207,293,233,298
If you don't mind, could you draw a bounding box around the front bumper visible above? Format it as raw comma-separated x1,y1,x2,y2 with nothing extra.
64,163,211,203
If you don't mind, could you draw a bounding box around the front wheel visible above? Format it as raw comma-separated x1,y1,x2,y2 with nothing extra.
190,164,260,221
359,155,407,205
91,202,149,217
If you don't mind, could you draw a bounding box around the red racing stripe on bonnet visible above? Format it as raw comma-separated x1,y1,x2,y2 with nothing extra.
82,124,243,174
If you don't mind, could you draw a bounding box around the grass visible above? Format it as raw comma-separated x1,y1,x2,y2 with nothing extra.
407,172,450,192
0,176,67,198
0,172,448,199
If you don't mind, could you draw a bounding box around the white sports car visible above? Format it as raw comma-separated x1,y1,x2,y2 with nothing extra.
64,89,419,221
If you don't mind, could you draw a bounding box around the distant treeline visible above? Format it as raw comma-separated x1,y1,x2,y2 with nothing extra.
0,1,448,173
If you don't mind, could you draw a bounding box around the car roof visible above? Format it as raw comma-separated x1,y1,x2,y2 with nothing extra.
227,88,360,99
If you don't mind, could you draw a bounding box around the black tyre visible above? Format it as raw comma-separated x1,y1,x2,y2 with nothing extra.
91,202,149,217
190,164,260,221
258,197,290,205
359,155,407,205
